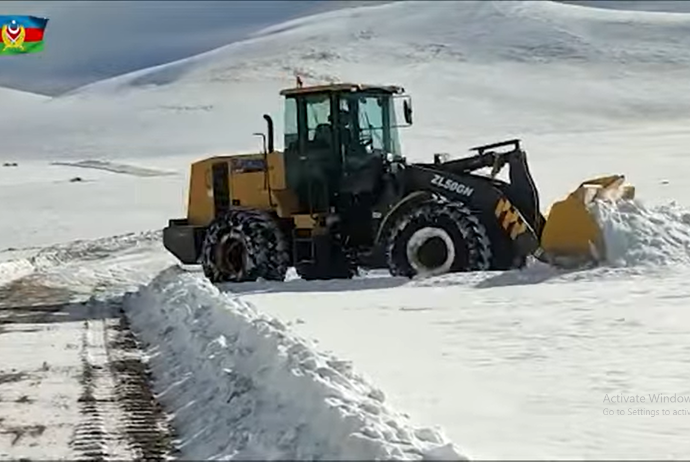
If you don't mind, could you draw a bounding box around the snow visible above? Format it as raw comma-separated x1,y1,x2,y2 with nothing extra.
211,196,690,459
0,87,50,107
0,309,84,459
2,0,690,459
0,159,187,251
591,199,690,266
124,268,465,460
228,270,690,458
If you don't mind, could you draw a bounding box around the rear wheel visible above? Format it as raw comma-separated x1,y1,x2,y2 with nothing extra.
200,209,289,283
386,198,492,278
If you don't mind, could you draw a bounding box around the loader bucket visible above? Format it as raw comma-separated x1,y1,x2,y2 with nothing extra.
540,175,635,267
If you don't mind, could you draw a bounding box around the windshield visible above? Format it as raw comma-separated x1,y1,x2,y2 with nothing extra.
345,93,401,159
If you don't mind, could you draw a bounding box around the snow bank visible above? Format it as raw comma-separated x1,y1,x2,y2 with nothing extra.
123,268,466,460
0,231,162,287
0,258,35,285
591,199,690,266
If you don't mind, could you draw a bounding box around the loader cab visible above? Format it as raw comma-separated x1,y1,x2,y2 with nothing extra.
280,83,412,213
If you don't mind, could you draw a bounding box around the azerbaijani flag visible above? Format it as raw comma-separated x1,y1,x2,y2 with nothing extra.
0,15,48,55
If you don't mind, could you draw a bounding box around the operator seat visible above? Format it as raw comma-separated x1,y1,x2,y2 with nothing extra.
312,124,332,148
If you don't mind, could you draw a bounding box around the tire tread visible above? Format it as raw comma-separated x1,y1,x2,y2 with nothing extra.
386,196,492,277
200,208,289,283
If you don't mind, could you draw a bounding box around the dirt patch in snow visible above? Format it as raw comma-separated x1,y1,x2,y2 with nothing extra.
0,423,46,446
51,160,176,177
0,276,76,313
0,372,26,385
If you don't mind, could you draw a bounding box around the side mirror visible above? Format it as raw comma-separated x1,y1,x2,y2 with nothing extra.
253,132,267,154
403,99,413,125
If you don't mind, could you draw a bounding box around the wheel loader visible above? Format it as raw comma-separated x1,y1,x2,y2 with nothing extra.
162,81,634,282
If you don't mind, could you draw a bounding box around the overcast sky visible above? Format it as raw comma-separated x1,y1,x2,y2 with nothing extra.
0,1,381,96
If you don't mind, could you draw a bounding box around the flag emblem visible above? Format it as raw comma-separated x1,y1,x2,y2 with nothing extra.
0,16,48,55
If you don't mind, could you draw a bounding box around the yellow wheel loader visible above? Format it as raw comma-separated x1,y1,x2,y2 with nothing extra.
162,81,634,282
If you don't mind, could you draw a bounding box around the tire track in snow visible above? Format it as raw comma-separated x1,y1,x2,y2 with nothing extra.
106,302,177,460
0,264,177,459
72,317,110,460
69,299,177,461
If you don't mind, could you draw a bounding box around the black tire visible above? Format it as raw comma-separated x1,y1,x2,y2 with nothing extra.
295,234,357,281
386,197,492,278
296,260,355,281
200,208,289,283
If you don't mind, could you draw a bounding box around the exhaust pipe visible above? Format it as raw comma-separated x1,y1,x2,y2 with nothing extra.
261,114,275,207
263,114,274,152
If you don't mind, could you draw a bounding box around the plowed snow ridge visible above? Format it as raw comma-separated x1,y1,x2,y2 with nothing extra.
591,199,690,266
124,268,465,460
0,231,162,286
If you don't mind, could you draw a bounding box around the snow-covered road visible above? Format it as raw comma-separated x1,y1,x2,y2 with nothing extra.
0,236,176,460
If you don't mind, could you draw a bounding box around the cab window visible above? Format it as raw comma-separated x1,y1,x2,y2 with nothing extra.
305,94,332,144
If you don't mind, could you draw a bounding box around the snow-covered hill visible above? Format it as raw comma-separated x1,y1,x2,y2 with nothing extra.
0,87,50,124
561,0,690,13
3,0,690,160
0,87,50,104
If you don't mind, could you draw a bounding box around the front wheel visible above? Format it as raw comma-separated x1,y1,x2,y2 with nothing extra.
385,198,492,278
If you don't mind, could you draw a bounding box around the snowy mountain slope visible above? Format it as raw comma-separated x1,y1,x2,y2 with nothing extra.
0,86,50,102
0,87,50,124
4,0,690,160
561,1,690,14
